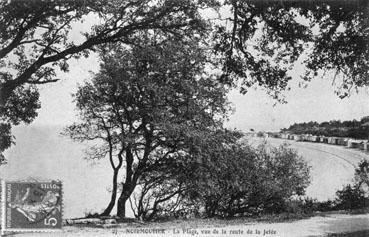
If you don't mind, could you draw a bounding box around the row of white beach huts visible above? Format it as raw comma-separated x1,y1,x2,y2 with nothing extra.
265,133,369,152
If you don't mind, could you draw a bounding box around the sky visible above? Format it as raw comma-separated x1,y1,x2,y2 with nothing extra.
26,10,369,132
31,53,369,132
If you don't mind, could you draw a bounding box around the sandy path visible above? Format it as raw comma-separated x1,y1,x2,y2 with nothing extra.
5,213,369,237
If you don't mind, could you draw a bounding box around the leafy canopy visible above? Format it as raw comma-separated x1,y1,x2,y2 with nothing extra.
65,34,231,217
215,0,368,101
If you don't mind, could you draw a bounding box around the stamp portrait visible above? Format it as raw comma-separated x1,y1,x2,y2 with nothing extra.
1,180,62,232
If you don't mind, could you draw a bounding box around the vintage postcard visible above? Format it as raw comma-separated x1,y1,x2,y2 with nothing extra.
0,0,368,236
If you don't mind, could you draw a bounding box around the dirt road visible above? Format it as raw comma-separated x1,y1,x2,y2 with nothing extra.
5,212,369,237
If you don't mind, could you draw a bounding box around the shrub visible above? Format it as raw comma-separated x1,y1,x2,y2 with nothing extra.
315,200,336,212
332,160,369,211
354,160,369,191
129,137,311,219
183,142,311,217
335,185,368,210
284,197,337,214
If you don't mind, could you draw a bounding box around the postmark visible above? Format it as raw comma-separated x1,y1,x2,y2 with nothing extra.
1,180,62,233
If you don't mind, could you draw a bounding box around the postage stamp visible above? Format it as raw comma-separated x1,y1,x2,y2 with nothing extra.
1,180,62,233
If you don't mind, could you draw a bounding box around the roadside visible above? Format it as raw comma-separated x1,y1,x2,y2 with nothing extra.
4,212,369,237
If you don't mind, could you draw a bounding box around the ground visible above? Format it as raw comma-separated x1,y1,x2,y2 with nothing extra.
4,212,369,236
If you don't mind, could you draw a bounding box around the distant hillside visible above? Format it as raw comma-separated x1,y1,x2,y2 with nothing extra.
281,116,369,139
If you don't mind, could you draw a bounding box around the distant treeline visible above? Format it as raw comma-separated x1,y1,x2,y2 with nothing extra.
281,116,369,139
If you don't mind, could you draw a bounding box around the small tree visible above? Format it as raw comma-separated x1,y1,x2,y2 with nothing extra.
334,160,369,211
129,163,186,220
354,159,369,191
65,119,123,216
335,184,367,210
65,35,230,218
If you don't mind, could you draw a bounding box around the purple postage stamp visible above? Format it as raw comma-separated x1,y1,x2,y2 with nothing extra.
1,180,62,233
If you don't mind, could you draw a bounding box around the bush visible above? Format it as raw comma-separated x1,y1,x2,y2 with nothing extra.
335,185,368,210
182,141,311,217
332,160,369,211
284,197,336,214
315,200,336,212
129,165,187,221
354,160,369,191
129,136,312,219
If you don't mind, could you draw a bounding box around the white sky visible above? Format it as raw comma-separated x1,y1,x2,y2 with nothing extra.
32,52,369,132
28,10,369,133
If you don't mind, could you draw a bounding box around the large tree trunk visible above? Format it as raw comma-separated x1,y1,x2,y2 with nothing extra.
117,182,137,218
116,192,128,218
100,168,119,216
117,147,136,219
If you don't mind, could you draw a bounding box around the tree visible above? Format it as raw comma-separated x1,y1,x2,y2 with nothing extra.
0,0,213,159
216,0,369,101
354,159,369,192
335,184,367,210
129,128,243,220
3,1,368,160
0,122,14,161
334,159,369,210
282,116,369,139
128,159,187,220
65,35,230,218
65,114,123,216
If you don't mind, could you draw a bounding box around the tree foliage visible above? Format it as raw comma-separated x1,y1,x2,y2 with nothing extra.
0,122,13,157
2,1,369,159
354,159,369,192
129,160,186,220
178,139,310,218
65,34,230,218
282,116,369,139
215,0,368,101
334,159,369,210
335,184,367,210
0,0,213,157
128,128,243,220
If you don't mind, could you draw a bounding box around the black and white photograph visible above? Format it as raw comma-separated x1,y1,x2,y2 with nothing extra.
0,0,368,236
